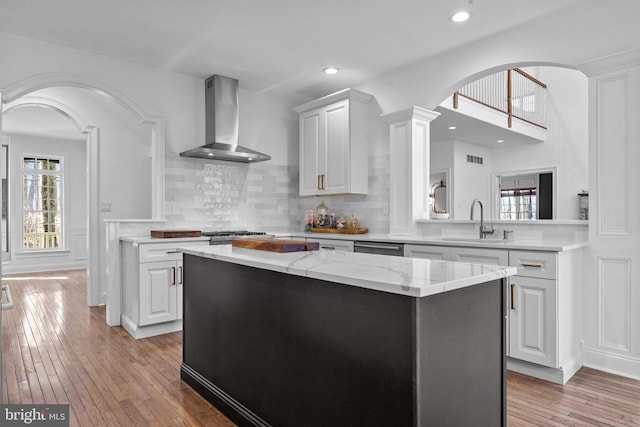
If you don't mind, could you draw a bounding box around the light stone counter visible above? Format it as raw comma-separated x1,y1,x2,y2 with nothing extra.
287,232,588,252
179,243,517,298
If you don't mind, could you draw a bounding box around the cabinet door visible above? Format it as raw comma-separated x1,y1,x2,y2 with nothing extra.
139,261,178,325
299,110,322,196
323,99,350,194
508,276,557,367
449,247,509,265
404,244,450,260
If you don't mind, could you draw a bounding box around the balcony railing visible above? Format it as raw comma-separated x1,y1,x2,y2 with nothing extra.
453,68,547,129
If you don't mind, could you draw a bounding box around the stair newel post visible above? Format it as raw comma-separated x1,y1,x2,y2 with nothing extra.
507,69,513,128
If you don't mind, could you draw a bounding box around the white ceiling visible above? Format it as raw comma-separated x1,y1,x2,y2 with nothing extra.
431,106,543,148
0,0,584,99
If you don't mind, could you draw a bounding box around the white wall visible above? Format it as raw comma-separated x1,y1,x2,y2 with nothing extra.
490,67,589,219
431,140,493,220
453,141,493,220
3,134,87,273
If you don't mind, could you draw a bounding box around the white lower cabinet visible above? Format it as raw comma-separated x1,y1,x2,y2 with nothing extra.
121,239,208,339
139,260,182,326
507,275,556,367
405,243,582,384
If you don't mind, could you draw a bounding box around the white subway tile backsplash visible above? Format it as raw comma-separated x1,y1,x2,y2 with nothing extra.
163,151,391,233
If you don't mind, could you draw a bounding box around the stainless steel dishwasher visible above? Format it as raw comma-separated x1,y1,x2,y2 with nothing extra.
353,241,404,257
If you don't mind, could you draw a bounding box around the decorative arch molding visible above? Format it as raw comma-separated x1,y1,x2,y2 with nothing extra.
2,72,165,219
4,95,90,133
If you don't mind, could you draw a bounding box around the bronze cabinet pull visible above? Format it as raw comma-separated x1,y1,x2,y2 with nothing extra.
521,262,543,269
510,284,516,310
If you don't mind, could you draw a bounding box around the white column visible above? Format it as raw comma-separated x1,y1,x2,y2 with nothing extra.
84,125,101,307
382,107,440,235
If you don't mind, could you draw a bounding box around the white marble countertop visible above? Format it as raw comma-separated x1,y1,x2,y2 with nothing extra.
179,244,517,298
286,232,588,252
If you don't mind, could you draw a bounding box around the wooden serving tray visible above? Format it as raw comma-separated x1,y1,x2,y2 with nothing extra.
151,230,202,238
232,238,320,253
310,227,369,234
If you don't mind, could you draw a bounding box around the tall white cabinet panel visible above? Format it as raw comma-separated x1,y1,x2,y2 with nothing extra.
508,276,556,367
295,89,372,196
581,57,640,380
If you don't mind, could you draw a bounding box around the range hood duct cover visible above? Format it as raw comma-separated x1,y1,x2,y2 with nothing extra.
180,75,271,163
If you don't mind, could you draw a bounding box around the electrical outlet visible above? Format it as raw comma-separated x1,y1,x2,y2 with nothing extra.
100,201,111,212
277,205,284,215
383,203,389,215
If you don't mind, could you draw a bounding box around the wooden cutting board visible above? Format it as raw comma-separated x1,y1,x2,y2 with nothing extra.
151,230,202,238
232,238,319,252
310,227,368,234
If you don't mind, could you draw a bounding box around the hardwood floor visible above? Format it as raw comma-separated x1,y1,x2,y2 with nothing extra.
2,269,639,426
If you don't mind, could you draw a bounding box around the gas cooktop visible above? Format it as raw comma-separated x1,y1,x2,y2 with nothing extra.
201,230,272,244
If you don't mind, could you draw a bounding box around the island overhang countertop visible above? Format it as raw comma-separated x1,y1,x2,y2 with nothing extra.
178,243,517,298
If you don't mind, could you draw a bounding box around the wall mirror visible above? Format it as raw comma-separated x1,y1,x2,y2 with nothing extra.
491,169,554,220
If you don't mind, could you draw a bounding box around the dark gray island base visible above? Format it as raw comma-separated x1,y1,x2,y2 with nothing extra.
180,253,506,427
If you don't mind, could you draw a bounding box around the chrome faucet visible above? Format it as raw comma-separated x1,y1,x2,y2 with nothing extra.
470,199,495,239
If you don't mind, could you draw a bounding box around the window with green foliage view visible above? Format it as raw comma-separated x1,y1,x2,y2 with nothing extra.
22,156,63,250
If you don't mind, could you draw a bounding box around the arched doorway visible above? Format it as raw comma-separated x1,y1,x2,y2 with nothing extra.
1,73,166,307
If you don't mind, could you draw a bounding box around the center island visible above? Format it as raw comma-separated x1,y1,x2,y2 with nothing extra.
178,243,517,427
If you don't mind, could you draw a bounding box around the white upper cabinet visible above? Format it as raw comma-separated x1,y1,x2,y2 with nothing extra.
295,89,373,196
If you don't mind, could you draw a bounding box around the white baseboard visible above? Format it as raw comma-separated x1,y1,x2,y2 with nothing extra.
583,347,640,380
507,354,582,384
120,314,182,339
2,260,86,274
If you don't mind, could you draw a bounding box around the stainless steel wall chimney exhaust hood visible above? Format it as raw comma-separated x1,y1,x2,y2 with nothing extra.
180,75,271,163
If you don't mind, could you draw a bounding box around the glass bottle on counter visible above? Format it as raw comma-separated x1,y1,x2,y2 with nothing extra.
347,214,359,230
305,208,315,231
315,200,329,228
336,211,347,229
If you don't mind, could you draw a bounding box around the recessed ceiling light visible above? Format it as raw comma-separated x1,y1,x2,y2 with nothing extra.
323,66,339,75
497,139,505,143
448,126,457,130
207,153,213,156
451,11,470,23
